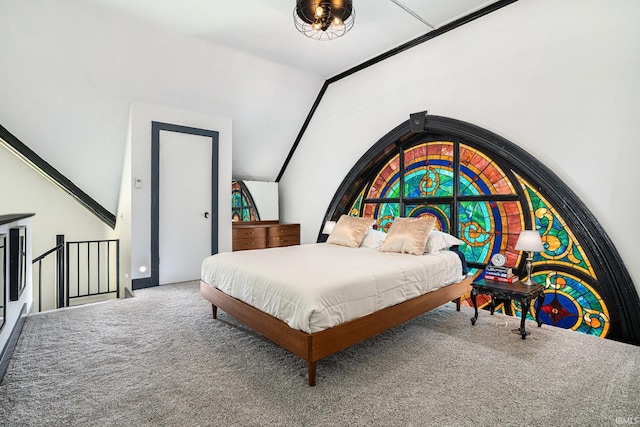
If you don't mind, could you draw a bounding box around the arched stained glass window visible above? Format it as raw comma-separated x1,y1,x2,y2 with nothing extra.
231,180,260,221
323,115,639,345
350,141,525,268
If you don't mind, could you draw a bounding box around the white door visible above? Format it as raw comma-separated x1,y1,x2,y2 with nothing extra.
159,130,212,285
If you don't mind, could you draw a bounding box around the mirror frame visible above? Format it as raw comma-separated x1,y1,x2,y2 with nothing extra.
0,234,6,331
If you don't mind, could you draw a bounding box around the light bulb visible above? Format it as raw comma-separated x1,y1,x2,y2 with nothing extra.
333,17,342,26
315,6,324,17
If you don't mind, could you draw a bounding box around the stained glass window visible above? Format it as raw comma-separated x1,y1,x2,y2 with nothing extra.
231,180,260,221
347,139,611,338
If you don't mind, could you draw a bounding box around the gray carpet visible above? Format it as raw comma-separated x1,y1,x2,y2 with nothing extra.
1,281,638,426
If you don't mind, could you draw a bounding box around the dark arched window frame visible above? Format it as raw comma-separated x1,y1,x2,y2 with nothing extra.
320,115,640,345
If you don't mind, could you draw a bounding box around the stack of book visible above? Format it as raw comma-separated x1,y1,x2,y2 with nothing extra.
484,266,519,283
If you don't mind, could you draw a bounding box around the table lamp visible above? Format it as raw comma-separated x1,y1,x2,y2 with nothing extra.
515,230,544,285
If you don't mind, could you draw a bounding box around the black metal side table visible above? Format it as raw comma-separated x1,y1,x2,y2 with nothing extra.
470,279,545,339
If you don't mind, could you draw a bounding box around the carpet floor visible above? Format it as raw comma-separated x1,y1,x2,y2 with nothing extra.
0,281,638,426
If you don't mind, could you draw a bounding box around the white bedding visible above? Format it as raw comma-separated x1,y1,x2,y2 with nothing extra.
201,243,465,333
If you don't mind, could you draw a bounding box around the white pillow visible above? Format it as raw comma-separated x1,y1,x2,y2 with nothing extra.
425,230,465,254
360,229,387,249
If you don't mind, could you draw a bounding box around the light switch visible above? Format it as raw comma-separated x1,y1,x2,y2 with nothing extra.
134,178,142,189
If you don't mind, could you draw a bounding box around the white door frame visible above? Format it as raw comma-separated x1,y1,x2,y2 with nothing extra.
146,121,219,288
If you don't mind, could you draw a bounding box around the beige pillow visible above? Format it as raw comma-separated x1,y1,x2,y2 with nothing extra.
326,215,375,248
379,216,437,255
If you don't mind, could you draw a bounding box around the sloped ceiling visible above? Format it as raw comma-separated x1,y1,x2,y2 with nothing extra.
88,0,501,78
0,0,503,213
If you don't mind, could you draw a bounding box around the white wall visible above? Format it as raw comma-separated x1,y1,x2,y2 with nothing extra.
279,0,640,295
128,103,232,282
110,120,133,295
0,0,321,293
0,145,112,310
0,0,322,213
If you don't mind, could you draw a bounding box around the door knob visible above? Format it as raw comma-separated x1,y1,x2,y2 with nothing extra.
204,212,210,218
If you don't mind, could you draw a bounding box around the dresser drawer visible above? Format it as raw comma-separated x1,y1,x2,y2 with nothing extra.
232,237,268,251
232,222,299,251
267,235,300,248
233,226,267,240
267,224,300,238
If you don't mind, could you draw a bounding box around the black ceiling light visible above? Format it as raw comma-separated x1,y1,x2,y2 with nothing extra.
294,0,355,41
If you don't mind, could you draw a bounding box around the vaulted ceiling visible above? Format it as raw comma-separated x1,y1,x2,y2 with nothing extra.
0,0,506,212
88,0,501,78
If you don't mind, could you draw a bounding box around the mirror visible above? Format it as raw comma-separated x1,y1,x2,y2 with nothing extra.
9,226,26,301
232,180,279,221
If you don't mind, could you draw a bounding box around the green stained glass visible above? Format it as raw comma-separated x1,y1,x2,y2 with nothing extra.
232,192,243,208
517,174,596,278
458,201,493,264
384,182,400,199
404,167,454,197
350,188,365,216
404,143,454,197
362,203,399,232
458,200,524,266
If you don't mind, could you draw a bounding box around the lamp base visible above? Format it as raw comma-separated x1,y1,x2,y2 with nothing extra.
522,254,535,286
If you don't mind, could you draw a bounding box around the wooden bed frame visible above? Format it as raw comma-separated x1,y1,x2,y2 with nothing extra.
200,277,472,385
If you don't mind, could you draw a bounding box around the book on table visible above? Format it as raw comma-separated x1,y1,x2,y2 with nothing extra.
484,274,520,283
485,265,513,276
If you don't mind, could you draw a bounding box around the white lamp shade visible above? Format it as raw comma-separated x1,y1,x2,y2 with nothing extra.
515,230,544,252
322,220,337,235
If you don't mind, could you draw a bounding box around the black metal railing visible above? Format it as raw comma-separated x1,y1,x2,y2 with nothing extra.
66,238,120,307
33,235,120,312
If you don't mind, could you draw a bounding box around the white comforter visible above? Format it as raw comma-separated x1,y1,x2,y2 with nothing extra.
201,243,464,333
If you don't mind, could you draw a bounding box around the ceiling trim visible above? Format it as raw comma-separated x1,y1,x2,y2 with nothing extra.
329,0,518,84
276,0,519,182
275,81,330,182
0,124,117,229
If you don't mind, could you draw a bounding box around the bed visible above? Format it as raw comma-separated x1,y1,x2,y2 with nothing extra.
200,223,472,385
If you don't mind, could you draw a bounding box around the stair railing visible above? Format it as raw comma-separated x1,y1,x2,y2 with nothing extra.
32,235,65,312
32,235,120,312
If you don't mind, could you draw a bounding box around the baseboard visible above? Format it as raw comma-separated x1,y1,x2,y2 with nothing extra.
0,303,27,384
132,277,156,290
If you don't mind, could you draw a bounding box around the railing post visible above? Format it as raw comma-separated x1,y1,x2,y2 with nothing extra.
56,234,65,309
38,261,42,312
116,240,120,299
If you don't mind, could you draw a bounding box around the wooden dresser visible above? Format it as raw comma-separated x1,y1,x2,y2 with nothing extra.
232,221,300,251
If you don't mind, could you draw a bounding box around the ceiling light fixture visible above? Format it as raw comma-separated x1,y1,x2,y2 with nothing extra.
294,0,355,41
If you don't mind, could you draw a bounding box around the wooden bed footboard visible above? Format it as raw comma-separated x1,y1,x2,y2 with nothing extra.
200,277,472,385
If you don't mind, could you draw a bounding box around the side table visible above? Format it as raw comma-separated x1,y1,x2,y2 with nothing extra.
470,279,545,339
